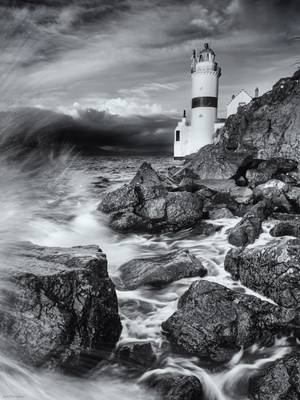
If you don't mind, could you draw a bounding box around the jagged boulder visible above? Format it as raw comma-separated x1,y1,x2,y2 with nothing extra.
196,179,253,217
270,220,300,238
0,242,122,373
167,166,199,184
271,212,300,221
162,280,296,363
220,70,300,160
286,186,300,212
229,186,253,205
253,179,289,200
184,143,251,180
146,374,204,400
99,163,204,233
245,159,297,188
209,207,234,219
116,341,157,371
227,200,271,247
249,353,300,400
116,249,207,290
225,238,300,308
252,180,291,212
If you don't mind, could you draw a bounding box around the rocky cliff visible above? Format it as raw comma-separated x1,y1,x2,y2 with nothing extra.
220,69,300,159
184,70,300,180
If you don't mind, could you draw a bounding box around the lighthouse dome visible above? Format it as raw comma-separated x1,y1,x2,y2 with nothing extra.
200,43,215,55
198,43,215,62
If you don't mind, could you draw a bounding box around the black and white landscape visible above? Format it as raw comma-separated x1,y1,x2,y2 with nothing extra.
0,1,300,400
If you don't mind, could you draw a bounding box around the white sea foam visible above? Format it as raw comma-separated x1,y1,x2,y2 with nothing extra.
0,154,294,400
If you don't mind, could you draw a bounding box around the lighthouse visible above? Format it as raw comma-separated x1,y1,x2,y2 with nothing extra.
174,43,221,158
190,43,221,153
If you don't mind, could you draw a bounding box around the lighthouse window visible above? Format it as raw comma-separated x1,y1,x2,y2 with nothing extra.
176,130,180,141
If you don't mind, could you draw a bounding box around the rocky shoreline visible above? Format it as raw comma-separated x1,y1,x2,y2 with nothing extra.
2,71,300,399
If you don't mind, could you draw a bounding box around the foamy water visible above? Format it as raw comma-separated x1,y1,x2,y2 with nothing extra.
0,153,293,400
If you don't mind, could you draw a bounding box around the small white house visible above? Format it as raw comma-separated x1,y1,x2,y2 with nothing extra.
226,89,254,118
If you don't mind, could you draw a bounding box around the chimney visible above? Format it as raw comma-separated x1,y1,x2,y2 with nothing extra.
255,87,259,98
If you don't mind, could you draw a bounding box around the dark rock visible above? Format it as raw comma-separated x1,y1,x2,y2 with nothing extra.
196,186,215,216
185,144,251,180
99,184,139,214
228,200,271,247
177,177,201,192
116,341,156,370
253,180,291,212
162,280,296,363
92,176,110,188
253,179,289,200
191,222,223,235
235,175,248,187
131,162,163,186
0,242,122,374
286,186,300,212
271,212,300,221
146,374,204,400
270,221,300,238
220,71,300,161
198,179,237,193
225,238,300,308
229,186,253,205
167,166,199,184
165,192,203,231
209,207,234,219
110,210,145,232
99,163,204,233
116,249,207,290
249,353,300,400
276,172,299,185
197,179,252,217
245,159,298,189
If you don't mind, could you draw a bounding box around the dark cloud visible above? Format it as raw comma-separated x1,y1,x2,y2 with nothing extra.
0,107,176,155
0,0,299,121
237,0,300,35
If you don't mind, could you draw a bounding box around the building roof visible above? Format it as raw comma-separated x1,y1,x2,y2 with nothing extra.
227,89,253,105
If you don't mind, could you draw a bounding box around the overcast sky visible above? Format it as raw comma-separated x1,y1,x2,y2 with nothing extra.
0,0,299,152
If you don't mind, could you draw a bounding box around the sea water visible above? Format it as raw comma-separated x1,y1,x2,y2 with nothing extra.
0,152,293,400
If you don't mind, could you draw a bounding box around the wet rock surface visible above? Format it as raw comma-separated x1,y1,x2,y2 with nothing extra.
270,220,300,238
245,159,297,188
196,179,253,217
184,144,251,180
116,341,157,371
209,207,234,219
162,280,296,363
249,353,300,400
116,249,207,290
220,71,300,160
225,238,300,308
99,162,204,233
0,242,122,374
146,374,204,400
227,200,271,247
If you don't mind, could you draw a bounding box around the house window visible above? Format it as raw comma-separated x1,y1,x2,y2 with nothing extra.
176,130,180,141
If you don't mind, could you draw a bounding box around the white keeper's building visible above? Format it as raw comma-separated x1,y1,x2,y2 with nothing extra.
174,43,258,159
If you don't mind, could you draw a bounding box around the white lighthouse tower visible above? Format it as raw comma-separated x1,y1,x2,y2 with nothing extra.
174,43,221,158
190,43,221,153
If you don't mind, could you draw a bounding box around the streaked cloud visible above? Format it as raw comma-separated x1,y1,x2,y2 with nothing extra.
0,0,299,152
